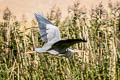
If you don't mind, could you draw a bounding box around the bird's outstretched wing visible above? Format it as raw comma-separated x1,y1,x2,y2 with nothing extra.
35,13,52,24
50,39,87,50
35,13,61,43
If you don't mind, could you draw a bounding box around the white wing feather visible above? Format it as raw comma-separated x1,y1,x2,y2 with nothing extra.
35,13,61,52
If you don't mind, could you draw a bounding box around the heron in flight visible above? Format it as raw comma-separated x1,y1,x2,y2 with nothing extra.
28,13,87,58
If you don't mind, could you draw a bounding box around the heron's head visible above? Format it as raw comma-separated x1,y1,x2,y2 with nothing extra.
65,48,82,58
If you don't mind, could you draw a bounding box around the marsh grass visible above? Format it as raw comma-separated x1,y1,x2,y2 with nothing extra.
0,0,120,80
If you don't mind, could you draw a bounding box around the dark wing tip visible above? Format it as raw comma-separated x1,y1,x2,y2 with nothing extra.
66,38,88,42
82,38,88,42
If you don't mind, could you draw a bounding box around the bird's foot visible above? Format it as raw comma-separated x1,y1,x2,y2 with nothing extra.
25,51,36,54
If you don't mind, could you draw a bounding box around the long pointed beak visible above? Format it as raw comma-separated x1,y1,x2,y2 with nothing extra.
74,50,82,53
69,48,82,53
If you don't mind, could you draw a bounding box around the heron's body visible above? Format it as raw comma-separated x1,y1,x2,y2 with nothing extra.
34,13,87,58
35,47,73,58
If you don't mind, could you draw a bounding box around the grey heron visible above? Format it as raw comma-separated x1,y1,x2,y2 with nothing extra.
28,13,87,58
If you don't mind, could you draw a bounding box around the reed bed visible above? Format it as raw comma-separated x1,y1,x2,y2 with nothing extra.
0,1,120,80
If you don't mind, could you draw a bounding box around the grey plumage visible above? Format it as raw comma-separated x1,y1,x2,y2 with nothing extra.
34,13,87,58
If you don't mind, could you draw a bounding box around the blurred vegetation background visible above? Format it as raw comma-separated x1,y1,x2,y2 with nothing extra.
0,0,120,80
